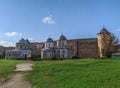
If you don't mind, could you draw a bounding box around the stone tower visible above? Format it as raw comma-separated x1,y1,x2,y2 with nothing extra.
97,27,112,58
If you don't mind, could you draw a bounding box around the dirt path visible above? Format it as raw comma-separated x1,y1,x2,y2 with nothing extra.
0,63,33,88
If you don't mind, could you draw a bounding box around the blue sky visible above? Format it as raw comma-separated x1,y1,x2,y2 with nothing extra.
0,0,120,46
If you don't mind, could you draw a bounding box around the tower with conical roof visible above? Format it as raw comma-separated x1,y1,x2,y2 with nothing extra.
97,27,112,58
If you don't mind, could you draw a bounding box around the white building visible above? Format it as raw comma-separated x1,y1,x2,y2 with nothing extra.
41,34,72,59
5,38,31,59
41,37,55,59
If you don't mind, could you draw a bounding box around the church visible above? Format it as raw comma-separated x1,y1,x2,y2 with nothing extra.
4,27,118,59
41,34,72,59
5,38,31,59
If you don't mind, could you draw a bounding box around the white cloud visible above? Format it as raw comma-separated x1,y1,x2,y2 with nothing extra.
42,16,56,24
19,33,23,37
4,32,19,37
0,40,15,47
28,38,33,41
116,28,120,32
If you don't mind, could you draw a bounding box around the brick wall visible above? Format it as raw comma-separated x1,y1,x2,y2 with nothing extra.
68,38,99,58
16,38,100,58
29,42,44,57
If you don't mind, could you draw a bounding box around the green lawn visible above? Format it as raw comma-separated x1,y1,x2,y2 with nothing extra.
0,59,27,84
26,59,120,88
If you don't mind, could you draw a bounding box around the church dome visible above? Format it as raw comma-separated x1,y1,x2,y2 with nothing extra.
18,38,30,44
45,37,53,42
58,34,67,40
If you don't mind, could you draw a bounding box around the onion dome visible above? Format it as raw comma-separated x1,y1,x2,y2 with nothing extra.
26,39,30,44
58,34,67,40
45,37,53,42
18,38,30,44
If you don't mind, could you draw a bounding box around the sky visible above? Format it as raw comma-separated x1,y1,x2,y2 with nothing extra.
0,0,120,47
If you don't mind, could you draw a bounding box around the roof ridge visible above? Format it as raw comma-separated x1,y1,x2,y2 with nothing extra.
98,27,111,34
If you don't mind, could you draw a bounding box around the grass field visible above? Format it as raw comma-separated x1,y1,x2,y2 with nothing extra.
26,59,120,88
0,59,27,83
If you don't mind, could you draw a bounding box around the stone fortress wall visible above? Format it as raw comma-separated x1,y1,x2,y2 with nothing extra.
0,46,15,57
3,37,98,59
68,38,99,58
15,38,99,58
0,27,115,59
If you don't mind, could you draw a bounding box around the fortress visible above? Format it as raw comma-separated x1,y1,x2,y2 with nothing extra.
2,27,117,59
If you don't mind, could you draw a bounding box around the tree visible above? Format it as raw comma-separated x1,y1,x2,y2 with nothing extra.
102,33,119,57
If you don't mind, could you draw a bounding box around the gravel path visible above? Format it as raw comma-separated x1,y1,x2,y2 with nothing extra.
14,63,33,71
0,63,33,88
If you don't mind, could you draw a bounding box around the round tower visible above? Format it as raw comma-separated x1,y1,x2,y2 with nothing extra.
97,27,112,58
